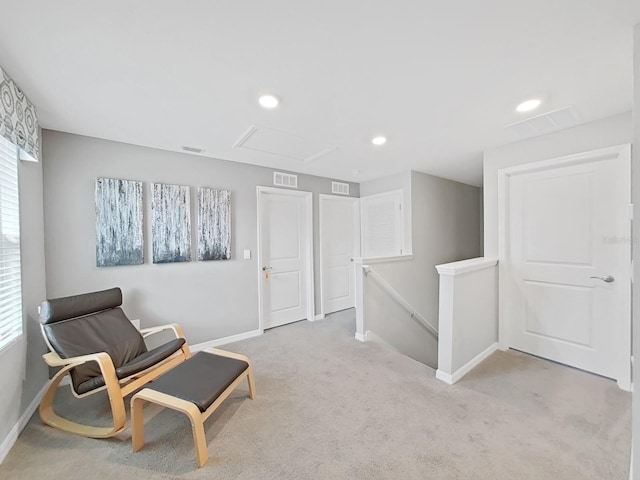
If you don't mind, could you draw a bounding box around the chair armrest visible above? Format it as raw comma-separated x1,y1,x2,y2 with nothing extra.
208,348,252,365
42,350,113,368
42,350,120,395
139,323,186,340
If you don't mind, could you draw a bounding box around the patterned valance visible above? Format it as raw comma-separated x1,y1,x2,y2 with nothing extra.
0,66,39,161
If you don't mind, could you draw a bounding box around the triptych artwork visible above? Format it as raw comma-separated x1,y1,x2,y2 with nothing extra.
197,187,231,261
151,183,192,264
95,178,144,267
95,177,231,267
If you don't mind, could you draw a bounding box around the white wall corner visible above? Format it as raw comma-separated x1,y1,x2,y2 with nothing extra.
436,274,455,376
435,369,454,385
313,314,325,321
354,332,367,342
437,342,499,385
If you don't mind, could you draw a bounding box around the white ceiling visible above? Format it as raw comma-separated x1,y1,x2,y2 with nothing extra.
1,1,639,186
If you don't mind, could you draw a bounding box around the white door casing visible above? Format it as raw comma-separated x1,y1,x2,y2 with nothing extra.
257,187,314,330
498,144,631,390
319,194,360,315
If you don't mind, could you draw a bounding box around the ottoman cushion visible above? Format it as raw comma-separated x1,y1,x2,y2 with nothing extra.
149,351,249,412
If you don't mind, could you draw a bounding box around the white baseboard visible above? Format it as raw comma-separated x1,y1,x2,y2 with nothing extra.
190,329,262,352
313,314,325,321
436,342,499,385
353,330,400,355
435,369,454,384
0,380,49,464
363,331,399,353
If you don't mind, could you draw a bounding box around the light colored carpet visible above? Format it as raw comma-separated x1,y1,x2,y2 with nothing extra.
0,309,631,479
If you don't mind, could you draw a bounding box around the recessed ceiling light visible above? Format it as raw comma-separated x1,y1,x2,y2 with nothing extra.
371,136,387,146
516,98,542,113
259,94,279,109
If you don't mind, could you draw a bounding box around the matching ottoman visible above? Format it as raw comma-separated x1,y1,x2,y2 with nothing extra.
131,349,256,468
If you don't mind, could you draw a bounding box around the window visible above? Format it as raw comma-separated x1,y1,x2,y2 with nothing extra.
360,189,404,257
0,135,22,351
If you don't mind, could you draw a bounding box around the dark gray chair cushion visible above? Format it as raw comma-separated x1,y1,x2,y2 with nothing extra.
40,288,123,324
75,337,186,394
149,352,249,412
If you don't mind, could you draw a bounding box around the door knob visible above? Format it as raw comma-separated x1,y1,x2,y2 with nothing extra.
590,275,615,283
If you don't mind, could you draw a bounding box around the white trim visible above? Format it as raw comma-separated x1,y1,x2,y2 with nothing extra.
0,380,49,464
319,194,360,317
352,254,413,264
354,332,367,342
435,257,497,276
436,342,499,385
497,143,632,386
190,329,262,352
313,314,325,321
363,330,399,353
256,186,315,331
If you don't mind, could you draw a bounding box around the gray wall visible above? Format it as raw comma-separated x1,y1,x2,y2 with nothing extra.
42,130,358,345
0,153,48,448
360,170,481,368
483,112,632,258
632,22,639,479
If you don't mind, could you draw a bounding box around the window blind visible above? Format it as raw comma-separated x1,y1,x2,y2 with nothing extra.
0,135,22,350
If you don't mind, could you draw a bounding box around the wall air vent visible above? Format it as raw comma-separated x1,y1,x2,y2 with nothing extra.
331,181,350,195
505,106,580,140
182,146,204,153
273,171,298,189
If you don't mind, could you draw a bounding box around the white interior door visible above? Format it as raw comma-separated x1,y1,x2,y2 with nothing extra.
503,145,630,387
259,188,312,329
320,195,359,315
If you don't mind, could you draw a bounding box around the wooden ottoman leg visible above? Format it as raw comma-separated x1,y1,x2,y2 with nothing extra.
131,394,147,452
131,389,208,468
247,367,256,400
186,407,208,468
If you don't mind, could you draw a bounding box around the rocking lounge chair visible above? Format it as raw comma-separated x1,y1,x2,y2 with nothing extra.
38,287,191,438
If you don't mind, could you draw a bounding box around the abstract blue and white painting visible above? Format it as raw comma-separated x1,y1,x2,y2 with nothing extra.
95,178,144,267
198,187,231,261
152,183,191,263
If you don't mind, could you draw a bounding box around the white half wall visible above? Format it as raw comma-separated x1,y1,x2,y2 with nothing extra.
435,258,498,384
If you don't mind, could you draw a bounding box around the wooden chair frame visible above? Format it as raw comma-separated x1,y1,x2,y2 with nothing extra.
131,348,256,468
39,323,192,439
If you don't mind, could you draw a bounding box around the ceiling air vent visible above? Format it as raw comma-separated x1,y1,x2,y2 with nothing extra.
505,106,580,140
273,171,298,189
331,181,350,195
